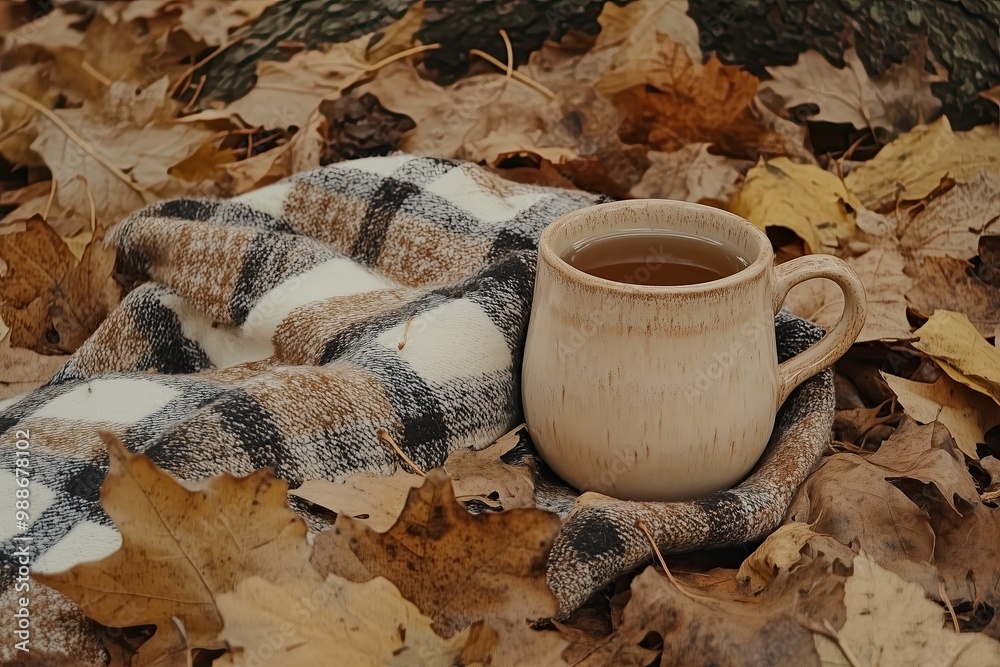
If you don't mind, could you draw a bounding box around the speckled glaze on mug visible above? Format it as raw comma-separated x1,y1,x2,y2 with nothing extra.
522,199,867,501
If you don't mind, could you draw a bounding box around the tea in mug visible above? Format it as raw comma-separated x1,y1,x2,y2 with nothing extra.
561,228,750,286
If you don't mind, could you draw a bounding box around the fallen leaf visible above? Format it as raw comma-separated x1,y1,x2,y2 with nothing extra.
893,173,1000,259
913,310,1000,404
580,558,844,667
30,78,219,237
0,323,68,401
906,255,1000,337
214,36,372,129
729,158,859,252
736,522,823,594
444,427,537,510
787,418,975,586
883,373,1000,459
0,218,121,353
0,63,60,167
319,91,415,165
35,433,320,658
606,38,785,155
118,0,280,47
628,144,749,204
220,108,327,195
760,47,940,134
216,575,481,666
311,468,561,637
784,247,913,341
844,117,1000,211
594,0,702,71
366,0,425,63
814,554,1000,666
290,467,423,532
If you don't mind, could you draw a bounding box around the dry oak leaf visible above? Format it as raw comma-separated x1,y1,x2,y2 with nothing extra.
883,372,1000,459
0,217,121,354
912,310,1000,405
0,325,68,401
112,0,279,47
579,559,845,667
736,522,828,595
629,144,750,205
594,0,702,75
844,116,1000,211
728,158,860,253
0,63,60,167
814,554,1000,666
35,432,320,660
787,418,976,587
290,467,423,533
906,255,1000,338
784,247,913,342
311,467,562,637
443,426,537,510
759,47,940,134
214,575,483,666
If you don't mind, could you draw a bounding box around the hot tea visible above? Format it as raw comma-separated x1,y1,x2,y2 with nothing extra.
561,228,749,286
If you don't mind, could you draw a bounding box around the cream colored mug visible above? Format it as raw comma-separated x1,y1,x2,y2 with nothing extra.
522,199,866,501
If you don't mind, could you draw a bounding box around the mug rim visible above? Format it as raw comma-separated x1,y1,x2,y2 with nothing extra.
539,199,773,295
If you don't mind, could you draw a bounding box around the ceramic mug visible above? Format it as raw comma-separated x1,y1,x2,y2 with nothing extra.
522,199,866,501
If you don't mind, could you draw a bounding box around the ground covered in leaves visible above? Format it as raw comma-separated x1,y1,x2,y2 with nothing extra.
1,0,999,665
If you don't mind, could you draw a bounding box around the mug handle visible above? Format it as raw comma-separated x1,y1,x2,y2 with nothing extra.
772,255,867,408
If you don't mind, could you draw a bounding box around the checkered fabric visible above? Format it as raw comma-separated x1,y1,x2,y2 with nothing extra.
0,154,833,665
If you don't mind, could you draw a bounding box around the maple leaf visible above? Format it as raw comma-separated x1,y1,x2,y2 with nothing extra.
311,468,561,638
760,47,941,135
629,144,750,205
907,255,1000,337
35,432,320,660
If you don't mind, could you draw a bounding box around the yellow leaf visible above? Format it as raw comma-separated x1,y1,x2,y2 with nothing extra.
290,468,423,533
883,372,1000,459
729,158,859,253
844,116,1000,210
912,310,1000,405
35,433,320,653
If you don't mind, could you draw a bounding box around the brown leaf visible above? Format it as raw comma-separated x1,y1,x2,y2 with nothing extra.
215,575,482,665
35,433,320,654
760,47,940,134
907,255,1000,337
787,418,976,585
0,218,121,353
210,36,372,129
289,467,423,532
30,78,219,237
884,373,1000,459
784,247,913,342
444,427,537,510
580,558,843,667
0,325,68,401
608,45,774,154
311,468,561,637
814,554,1000,665
628,144,749,204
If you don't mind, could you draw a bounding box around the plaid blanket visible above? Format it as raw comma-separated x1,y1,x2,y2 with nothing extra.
0,155,832,665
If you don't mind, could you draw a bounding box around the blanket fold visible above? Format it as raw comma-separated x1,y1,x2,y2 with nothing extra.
0,154,831,665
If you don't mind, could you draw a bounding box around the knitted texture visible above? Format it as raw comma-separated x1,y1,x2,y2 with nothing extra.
0,155,831,664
